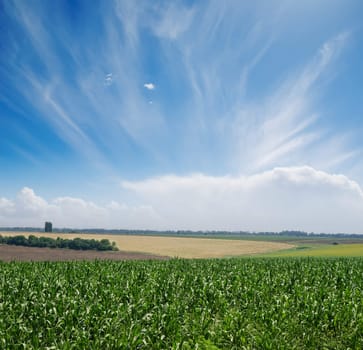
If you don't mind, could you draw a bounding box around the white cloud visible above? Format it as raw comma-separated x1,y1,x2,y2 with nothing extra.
121,166,363,233
104,73,113,86
0,198,15,216
143,83,155,90
1,166,363,233
0,188,160,229
16,187,48,214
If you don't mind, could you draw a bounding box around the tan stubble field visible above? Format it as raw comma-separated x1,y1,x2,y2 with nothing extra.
0,232,294,258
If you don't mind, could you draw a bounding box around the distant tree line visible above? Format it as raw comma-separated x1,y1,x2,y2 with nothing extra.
0,235,118,251
1,227,363,238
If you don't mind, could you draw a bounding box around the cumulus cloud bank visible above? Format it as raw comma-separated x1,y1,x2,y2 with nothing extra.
121,166,363,233
0,187,159,229
1,167,362,233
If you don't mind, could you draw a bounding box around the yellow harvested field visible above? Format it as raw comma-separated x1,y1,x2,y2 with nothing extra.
0,232,294,258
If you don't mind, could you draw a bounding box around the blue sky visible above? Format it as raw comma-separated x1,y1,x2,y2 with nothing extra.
1,0,363,232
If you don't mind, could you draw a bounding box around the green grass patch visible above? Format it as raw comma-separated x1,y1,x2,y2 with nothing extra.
265,243,363,257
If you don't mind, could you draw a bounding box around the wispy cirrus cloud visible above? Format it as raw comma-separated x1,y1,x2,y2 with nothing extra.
141,2,360,177
230,32,352,173
2,0,168,169
2,0,360,177
151,2,195,40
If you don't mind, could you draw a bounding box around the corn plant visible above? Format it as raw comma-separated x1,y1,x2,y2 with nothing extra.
0,258,362,349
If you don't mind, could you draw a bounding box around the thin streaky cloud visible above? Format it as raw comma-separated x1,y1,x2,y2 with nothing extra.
230,32,352,173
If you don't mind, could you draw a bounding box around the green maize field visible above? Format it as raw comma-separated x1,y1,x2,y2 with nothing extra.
0,258,362,349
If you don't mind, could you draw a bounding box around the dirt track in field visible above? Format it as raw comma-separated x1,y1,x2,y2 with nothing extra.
0,245,168,262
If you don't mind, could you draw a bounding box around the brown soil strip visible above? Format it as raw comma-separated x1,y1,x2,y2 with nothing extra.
0,245,168,262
